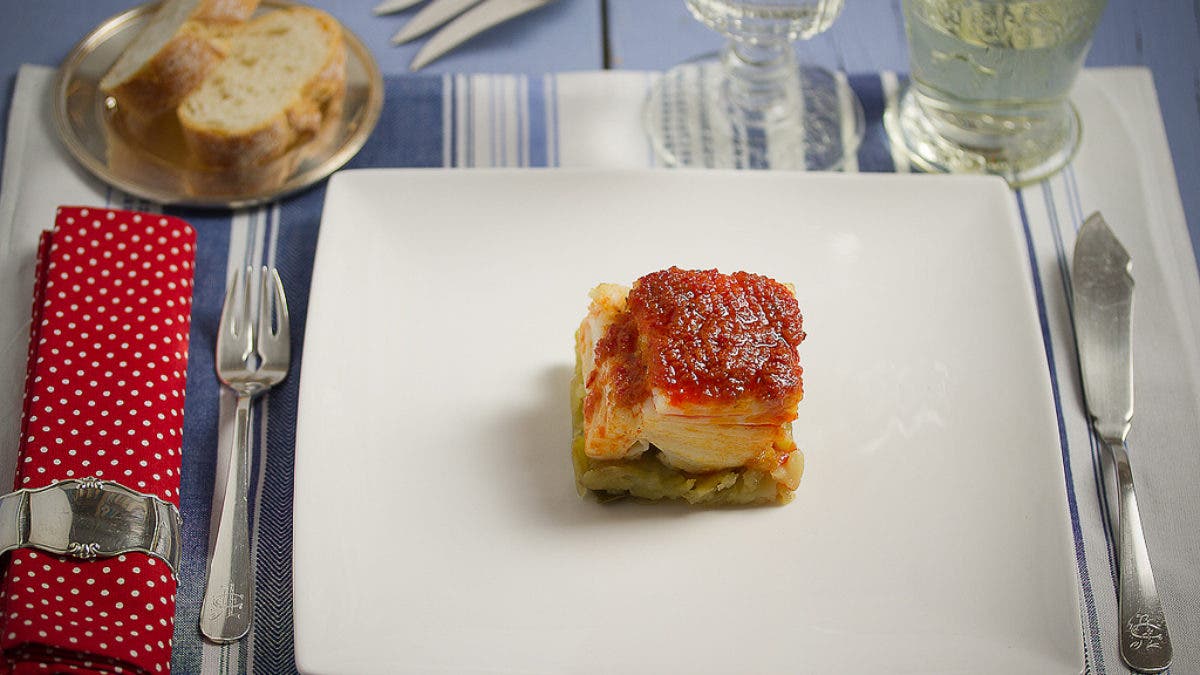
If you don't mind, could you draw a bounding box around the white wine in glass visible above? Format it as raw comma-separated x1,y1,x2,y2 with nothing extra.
886,0,1107,186
644,0,864,170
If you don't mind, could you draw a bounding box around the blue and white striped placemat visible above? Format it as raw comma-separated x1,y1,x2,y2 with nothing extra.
0,65,1197,674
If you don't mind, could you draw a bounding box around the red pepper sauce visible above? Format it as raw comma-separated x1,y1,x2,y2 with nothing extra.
626,267,805,405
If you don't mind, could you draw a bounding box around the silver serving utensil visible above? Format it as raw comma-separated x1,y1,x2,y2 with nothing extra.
392,0,482,45
409,0,558,71
374,0,426,15
1071,213,1172,673
201,267,291,644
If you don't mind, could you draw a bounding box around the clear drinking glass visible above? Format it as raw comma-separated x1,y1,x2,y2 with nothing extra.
886,0,1107,186
644,0,864,170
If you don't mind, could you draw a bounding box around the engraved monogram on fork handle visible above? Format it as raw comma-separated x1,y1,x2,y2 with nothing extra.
201,268,290,643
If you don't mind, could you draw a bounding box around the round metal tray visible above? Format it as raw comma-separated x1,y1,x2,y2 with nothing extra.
53,1,384,209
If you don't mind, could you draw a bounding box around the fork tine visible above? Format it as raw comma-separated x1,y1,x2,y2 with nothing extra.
217,268,254,361
238,267,255,361
257,267,291,362
256,267,272,340
218,271,240,338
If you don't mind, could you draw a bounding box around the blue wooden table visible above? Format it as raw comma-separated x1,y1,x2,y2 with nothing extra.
0,0,1195,262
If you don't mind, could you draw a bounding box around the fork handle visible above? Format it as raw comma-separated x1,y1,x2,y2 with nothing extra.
201,392,255,643
1107,439,1172,673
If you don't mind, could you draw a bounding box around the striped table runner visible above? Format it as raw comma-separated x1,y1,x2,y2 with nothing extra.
0,65,1197,674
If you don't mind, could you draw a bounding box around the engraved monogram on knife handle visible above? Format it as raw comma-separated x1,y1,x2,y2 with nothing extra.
1071,213,1171,673
1104,438,1171,671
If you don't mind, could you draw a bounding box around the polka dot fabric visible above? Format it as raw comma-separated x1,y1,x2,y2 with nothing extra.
0,207,196,674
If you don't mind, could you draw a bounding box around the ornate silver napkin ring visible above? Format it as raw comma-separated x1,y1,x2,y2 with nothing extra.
0,477,181,576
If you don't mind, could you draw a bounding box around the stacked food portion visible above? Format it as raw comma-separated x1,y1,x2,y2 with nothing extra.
573,267,807,505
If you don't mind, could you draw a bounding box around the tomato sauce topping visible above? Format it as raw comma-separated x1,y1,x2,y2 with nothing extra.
626,267,804,404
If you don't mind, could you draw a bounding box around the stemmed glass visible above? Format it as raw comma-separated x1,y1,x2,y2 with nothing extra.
644,0,864,170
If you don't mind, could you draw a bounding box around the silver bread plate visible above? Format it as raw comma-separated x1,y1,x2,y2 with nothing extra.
53,0,384,209
0,477,181,575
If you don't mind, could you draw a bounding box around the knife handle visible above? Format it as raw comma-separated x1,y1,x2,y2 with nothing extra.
1106,439,1172,673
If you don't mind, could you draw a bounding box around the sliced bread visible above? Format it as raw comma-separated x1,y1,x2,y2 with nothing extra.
177,7,346,168
190,0,262,23
100,0,260,118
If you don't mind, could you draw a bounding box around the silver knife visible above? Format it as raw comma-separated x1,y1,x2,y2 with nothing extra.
1071,212,1172,674
373,0,427,15
410,0,558,71
392,0,483,45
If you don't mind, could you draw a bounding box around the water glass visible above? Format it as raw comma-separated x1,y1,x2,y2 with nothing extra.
886,0,1108,186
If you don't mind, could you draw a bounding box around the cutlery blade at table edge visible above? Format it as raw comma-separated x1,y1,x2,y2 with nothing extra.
374,0,427,15
410,0,557,70
392,0,483,45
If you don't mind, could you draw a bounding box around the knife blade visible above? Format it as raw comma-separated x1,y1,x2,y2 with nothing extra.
1073,212,1134,440
409,0,557,71
373,0,427,15
1071,212,1172,674
391,0,483,45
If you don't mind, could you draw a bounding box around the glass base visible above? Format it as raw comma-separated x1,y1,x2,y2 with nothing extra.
884,85,1081,187
643,55,864,171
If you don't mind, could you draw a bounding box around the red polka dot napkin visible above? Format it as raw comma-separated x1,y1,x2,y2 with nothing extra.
0,207,196,674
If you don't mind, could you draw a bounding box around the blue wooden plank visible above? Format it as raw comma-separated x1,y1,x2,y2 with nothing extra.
1084,1,1200,261
607,0,1200,265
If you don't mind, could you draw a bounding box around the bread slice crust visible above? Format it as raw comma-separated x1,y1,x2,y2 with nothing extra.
177,7,347,168
100,0,260,118
192,0,260,22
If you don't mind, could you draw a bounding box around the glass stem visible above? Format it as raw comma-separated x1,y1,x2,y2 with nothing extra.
720,38,798,126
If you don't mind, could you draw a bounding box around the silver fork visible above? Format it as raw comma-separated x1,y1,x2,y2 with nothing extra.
201,267,290,643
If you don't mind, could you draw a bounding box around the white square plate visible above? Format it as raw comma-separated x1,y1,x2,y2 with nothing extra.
293,169,1082,674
